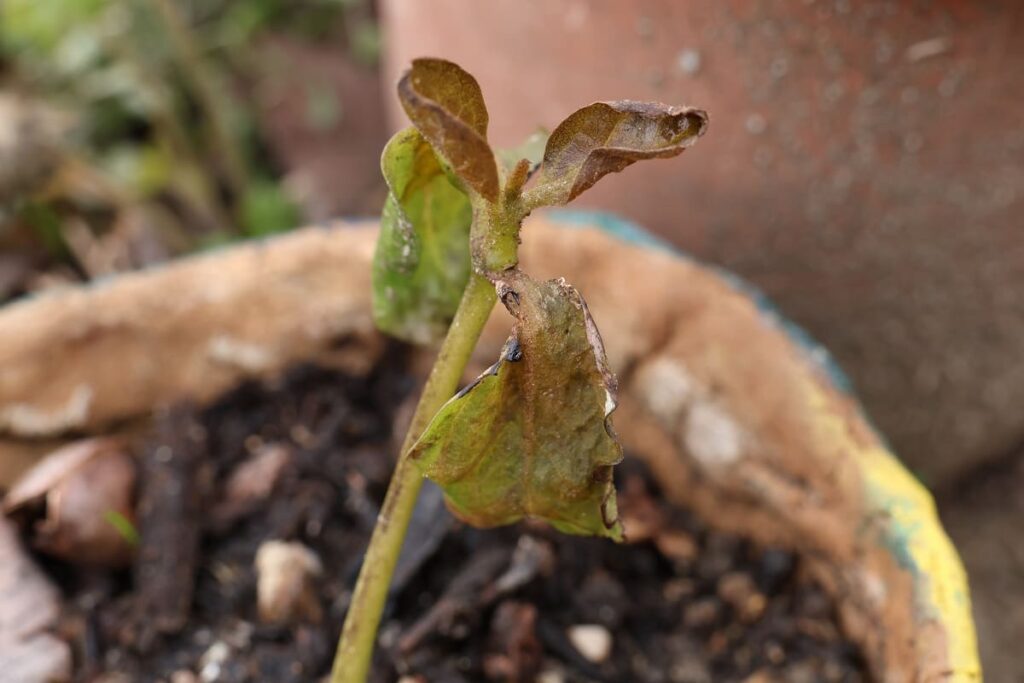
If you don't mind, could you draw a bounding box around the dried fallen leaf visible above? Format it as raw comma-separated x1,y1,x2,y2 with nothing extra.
210,442,292,531
410,270,623,540
3,438,136,567
0,516,72,683
527,100,707,205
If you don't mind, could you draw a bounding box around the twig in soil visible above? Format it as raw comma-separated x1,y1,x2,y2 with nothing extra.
397,545,513,654
129,406,211,651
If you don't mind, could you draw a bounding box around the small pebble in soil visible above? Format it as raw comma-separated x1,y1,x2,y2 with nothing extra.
567,624,613,663
254,540,323,625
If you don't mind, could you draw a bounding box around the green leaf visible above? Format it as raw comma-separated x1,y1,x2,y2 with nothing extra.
103,509,140,546
397,58,499,201
409,270,624,540
373,127,473,344
239,179,300,237
527,101,708,205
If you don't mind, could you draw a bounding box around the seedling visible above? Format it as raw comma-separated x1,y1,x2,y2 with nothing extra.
332,58,707,682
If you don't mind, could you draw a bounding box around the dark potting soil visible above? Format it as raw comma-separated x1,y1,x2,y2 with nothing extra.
56,360,868,683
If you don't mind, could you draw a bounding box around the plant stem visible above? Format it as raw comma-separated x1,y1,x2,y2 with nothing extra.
331,271,497,682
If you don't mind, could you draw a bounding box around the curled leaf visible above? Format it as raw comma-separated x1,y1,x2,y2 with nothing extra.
528,101,708,205
373,127,472,344
398,58,499,201
410,270,623,540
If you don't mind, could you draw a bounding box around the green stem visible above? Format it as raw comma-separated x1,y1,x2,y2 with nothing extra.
470,194,524,273
331,272,497,682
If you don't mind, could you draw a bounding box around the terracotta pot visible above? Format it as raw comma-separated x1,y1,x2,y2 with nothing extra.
380,0,1024,489
0,213,979,681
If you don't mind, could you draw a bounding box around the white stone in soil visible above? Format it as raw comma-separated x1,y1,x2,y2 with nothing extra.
567,624,612,663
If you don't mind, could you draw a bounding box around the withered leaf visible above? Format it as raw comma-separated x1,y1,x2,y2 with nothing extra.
398,58,499,201
528,101,708,205
409,270,624,540
3,438,136,568
0,516,72,683
373,126,472,344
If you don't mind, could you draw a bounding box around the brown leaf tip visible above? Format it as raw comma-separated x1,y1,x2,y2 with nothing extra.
599,473,624,536
403,58,490,137
555,278,619,415
397,58,499,201
495,279,522,316
608,100,708,141
595,101,709,150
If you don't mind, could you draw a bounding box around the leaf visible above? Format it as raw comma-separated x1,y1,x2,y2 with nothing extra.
373,126,472,344
409,270,624,540
239,179,300,237
3,438,137,568
397,58,499,201
0,516,72,683
528,101,708,205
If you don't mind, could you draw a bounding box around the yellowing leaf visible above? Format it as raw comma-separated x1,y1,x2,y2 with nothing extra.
409,270,623,540
372,127,472,344
398,58,499,201
527,101,708,205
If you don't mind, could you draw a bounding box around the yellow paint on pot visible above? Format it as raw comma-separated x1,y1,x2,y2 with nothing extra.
804,381,981,681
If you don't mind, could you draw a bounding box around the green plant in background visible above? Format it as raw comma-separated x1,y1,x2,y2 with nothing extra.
0,0,378,259
334,58,707,682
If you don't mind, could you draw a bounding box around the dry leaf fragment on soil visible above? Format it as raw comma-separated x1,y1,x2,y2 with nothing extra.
0,516,72,683
210,442,293,531
410,270,623,540
2,437,136,568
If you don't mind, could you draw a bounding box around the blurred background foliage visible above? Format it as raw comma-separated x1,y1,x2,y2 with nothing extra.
0,0,382,301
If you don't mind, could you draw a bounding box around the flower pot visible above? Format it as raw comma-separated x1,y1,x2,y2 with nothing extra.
0,212,979,681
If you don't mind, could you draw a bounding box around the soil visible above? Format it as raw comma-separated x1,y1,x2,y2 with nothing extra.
51,359,867,683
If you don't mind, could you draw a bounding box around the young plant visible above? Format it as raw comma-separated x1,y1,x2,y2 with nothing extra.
332,58,707,682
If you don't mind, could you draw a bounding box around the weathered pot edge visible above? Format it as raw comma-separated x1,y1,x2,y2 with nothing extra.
542,209,980,682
